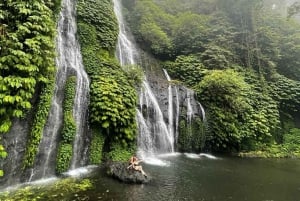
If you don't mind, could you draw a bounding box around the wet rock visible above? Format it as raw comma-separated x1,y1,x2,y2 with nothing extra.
106,162,150,184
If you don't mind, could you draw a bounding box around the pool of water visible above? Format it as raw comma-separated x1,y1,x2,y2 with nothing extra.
78,154,300,201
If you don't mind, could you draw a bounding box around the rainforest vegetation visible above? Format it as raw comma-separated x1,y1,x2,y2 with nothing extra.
76,0,138,162
122,0,300,156
1,0,300,182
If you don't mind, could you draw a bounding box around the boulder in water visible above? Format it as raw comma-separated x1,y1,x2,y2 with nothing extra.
106,162,150,184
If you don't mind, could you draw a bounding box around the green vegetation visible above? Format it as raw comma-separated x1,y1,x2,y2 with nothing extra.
0,0,56,130
89,129,105,164
163,55,207,87
77,0,118,51
125,0,300,155
0,178,92,201
178,117,206,152
56,77,76,174
104,142,136,162
77,0,138,161
0,1,57,170
23,81,54,168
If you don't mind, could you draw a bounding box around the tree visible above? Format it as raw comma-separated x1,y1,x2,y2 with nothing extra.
163,55,207,87
195,69,251,150
173,12,209,55
288,2,300,18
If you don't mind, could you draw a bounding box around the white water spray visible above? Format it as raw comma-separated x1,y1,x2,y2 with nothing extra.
30,0,89,180
113,0,174,158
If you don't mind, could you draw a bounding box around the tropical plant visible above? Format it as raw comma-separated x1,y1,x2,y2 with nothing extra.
1,0,56,171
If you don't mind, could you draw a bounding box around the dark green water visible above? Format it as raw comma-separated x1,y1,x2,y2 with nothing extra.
79,154,300,201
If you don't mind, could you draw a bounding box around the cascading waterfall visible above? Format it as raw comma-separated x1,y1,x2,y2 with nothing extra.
185,88,206,123
139,81,174,154
175,87,180,144
29,0,89,180
198,103,206,122
113,0,174,157
113,0,137,65
186,89,194,123
163,69,180,145
163,69,174,142
69,5,90,170
113,0,208,159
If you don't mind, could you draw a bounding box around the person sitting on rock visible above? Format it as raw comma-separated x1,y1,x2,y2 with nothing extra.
127,155,147,177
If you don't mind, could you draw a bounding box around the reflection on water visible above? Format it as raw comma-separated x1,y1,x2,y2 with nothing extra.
5,155,298,200
79,155,300,201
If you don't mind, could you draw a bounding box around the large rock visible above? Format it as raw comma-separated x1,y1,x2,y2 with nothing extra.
106,162,150,184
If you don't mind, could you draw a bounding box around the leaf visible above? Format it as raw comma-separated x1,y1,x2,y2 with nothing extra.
102,121,110,128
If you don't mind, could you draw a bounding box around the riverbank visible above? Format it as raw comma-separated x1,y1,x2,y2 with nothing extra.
238,144,300,158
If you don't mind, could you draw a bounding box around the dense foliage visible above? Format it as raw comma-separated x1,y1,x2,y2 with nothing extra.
89,128,105,164
0,0,56,132
0,0,57,171
77,0,137,161
23,80,54,168
178,117,206,152
77,0,118,51
56,77,76,174
124,0,300,154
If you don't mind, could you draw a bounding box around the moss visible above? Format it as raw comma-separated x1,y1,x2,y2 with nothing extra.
56,143,73,174
105,142,136,162
0,178,92,201
23,80,55,169
56,76,76,173
89,129,105,164
60,77,76,144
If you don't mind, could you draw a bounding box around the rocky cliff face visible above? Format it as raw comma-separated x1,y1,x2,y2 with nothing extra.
140,53,206,153
0,118,30,188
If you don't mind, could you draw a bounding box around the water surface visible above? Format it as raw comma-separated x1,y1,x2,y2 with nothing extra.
80,154,300,201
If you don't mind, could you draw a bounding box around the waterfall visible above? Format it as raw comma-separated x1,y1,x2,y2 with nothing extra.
175,87,180,144
113,0,174,157
198,103,206,122
113,0,137,65
139,81,174,154
186,89,194,123
29,0,89,180
164,69,180,145
69,3,90,170
163,69,174,142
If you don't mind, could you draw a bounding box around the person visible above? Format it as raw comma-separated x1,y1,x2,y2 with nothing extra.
127,155,147,177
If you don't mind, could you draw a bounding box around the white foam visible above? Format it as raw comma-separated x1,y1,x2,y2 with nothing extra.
199,153,218,160
63,165,98,177
0,177,58,193
142,157,171,166
184,153,200,159
0,166,98,193
184,153,219,160
158,152,181,158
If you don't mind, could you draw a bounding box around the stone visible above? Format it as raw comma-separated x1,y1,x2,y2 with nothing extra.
106,162,150,184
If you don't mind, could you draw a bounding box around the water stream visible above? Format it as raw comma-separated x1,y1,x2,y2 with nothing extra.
113,0,174,158
186,88,194,124
69,2,90,170
57,156,300,201
29,0,89,180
